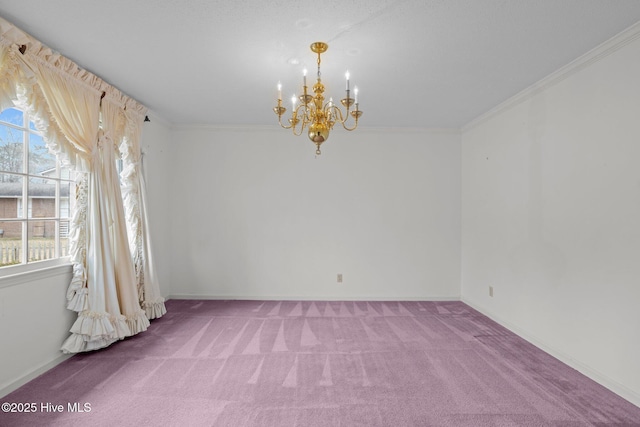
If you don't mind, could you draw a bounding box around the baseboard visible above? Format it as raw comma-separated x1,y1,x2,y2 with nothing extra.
0,353,73,398
461,297,640,409
167,294,461,302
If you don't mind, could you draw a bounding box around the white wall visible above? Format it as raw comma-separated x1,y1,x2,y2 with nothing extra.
169,127,461,300
0,267,75,396
140,114,174,298
461,29,640,405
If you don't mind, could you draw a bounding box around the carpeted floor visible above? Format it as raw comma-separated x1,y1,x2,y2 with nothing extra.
1,300,639,426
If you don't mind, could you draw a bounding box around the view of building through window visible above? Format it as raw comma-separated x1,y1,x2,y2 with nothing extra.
0,107,75,267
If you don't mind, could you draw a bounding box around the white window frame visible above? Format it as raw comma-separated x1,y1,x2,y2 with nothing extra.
0,107,73,277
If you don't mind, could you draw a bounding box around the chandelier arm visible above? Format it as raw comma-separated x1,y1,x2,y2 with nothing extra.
278,116,294,130
289,104,309,136
340,120,359,132
296,104,312,127
328,105,347,125
292,124,305,136
305,111,313,125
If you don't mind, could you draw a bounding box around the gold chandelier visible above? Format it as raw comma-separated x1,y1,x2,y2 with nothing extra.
273,42,362,155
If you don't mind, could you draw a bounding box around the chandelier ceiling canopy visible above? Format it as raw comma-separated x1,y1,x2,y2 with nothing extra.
273,42,362,155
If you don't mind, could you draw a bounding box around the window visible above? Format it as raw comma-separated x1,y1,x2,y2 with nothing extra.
0,107,75,269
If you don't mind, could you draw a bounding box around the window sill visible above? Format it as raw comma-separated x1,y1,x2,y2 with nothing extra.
0,259,73,289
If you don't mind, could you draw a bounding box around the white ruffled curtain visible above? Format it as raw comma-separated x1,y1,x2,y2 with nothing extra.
0,16,164,353
121,99,166,319
0,36,20,112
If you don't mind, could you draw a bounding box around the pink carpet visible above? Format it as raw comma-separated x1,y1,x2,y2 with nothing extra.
1,300,639,426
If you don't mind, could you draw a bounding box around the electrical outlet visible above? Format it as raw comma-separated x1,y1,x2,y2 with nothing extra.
489,286,494,297
337,273,343,283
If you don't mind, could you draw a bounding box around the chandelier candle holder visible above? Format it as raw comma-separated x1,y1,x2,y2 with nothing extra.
273,42,362,155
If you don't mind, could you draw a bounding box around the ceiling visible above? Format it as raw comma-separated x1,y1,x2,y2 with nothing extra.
1,1,640,129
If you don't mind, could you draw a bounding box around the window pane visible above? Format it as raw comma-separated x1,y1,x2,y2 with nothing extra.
0,108,70,269
0,174,22,220
60,181,72,219
0,108,23,126
0,124,24,174
61,166,74,181
0,218,21,239
29,132,56,176
0,172,22,184
28,220,56,261
60,220,69,257
0,221,22,266
28,178,57,219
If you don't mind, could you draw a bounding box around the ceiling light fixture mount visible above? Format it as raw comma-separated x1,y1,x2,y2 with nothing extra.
273,42,362,155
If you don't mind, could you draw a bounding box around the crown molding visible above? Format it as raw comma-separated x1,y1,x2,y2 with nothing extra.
170,123,281,132
169,123,460,136
462,20,640,133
